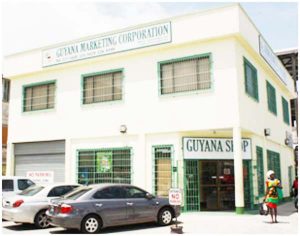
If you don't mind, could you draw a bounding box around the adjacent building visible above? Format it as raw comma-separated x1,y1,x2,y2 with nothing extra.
2,76,10,175
3,4,296,213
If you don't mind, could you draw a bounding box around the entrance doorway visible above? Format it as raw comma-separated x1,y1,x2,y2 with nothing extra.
199,160,235,210
184,159,252,212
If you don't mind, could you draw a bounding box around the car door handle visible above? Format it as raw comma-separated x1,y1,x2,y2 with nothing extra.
95,203,103,207
126,202,134,206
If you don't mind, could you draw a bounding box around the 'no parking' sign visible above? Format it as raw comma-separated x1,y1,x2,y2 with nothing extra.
169,188,183,206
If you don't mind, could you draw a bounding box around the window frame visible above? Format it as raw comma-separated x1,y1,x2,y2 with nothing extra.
157,53,213,96
81,68,124,105
2,78,10,102
282,96,290,125
243,57,259,102
22,80,56,112
266,80,277,115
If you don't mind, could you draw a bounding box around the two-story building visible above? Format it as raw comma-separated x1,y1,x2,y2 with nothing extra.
3,4,296,213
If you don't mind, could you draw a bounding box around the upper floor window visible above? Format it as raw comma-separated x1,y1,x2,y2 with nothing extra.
2,78,10,102
159,54,211,95
282,97,290,125
23,81,55,112
244,58,259,101
266,81,277,115
82,70,123,104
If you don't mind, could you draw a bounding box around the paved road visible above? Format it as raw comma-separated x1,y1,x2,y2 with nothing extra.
2,201,298,235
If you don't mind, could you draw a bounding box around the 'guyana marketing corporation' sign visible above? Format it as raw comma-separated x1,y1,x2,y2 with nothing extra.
42,22,172,67
183,138,252,160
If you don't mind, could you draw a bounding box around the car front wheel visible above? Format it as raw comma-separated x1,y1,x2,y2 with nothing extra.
34,210,50,229
81,215,102,234
158,207,174,226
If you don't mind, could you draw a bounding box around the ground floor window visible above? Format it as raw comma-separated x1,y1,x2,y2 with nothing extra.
184,160,253,212
267,150,281,180
153,145,173,197
77,148,132,184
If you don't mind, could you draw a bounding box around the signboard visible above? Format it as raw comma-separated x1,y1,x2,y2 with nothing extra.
26,171,54,184
42,22,171,67
259,35,289,85
169,188,183,206
183,138,251,160
96,152,112,173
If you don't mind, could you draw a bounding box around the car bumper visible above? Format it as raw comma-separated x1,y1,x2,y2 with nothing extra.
46,211,81,230
2,207,34,223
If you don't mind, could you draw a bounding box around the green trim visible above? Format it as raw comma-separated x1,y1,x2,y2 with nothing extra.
81,68,124,105
243,57,259,102
22,80,57,113
157,53,214,97
281,96,290,125
235,207,245,214
266,80,277,116
151,145,174,196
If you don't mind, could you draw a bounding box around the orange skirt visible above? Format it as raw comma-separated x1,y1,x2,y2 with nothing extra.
266,202,277,209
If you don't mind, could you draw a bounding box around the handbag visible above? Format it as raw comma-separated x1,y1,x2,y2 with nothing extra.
259,202,268,215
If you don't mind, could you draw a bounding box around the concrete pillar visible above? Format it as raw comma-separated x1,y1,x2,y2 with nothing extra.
6,143,13,176
233,126,244,214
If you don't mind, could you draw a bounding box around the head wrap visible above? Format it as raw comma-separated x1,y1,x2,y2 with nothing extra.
267,170,275,179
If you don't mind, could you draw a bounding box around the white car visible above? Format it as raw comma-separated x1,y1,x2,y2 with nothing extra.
2,183,80,228
2,176,35,198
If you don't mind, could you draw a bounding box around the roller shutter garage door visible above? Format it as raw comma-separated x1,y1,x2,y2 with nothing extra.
14,140,65,182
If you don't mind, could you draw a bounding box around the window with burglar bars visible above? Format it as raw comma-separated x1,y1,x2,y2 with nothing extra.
23,82,55,112
153,146,173,197
266,81,277,115
244,58,259,101
267,150,281,181
82,70,122,104
282,97,290,125
77,148,131,185
159,55,211,95
256,146,265,196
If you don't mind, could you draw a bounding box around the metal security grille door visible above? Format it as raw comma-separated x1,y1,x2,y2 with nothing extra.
267,150,281,180
14,141,65,182
153,146,173,197
77,148,132,184
256,146,265,196
184,160,200,211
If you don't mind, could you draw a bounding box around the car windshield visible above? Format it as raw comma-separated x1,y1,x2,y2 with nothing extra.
63,187,92,200
18,185,44,196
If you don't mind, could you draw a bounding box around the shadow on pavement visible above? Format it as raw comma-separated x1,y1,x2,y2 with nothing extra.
3,223,54,231
50,222,181,234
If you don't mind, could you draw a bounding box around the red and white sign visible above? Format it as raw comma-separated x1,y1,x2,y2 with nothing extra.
169,188,183,206
26,171,54,184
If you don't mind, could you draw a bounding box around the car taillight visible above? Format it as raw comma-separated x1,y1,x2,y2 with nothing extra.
60,204,73,214
13,200,24,208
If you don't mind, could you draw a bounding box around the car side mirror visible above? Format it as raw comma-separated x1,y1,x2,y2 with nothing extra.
145,193,154,200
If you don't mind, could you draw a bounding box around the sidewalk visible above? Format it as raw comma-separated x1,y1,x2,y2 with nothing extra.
178,201,298,235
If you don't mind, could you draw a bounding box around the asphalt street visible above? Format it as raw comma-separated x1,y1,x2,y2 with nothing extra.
1,201,298,235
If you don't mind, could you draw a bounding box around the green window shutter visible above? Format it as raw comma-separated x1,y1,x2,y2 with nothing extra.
256,146,265,196
282,97,290,125
266,81,277,115
244,58,259,101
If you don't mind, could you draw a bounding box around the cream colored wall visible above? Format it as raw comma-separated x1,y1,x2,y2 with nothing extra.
7,38,239,145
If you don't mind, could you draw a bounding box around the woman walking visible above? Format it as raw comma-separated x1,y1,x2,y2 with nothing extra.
264,170,282,223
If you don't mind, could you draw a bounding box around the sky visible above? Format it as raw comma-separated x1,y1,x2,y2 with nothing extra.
1,1,298,56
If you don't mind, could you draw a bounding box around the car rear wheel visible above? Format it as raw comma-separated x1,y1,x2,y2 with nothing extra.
81,215,102,234
158,207,174,226
34,210,50,229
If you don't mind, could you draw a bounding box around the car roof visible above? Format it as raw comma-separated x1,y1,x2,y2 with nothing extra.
87,183,138,188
